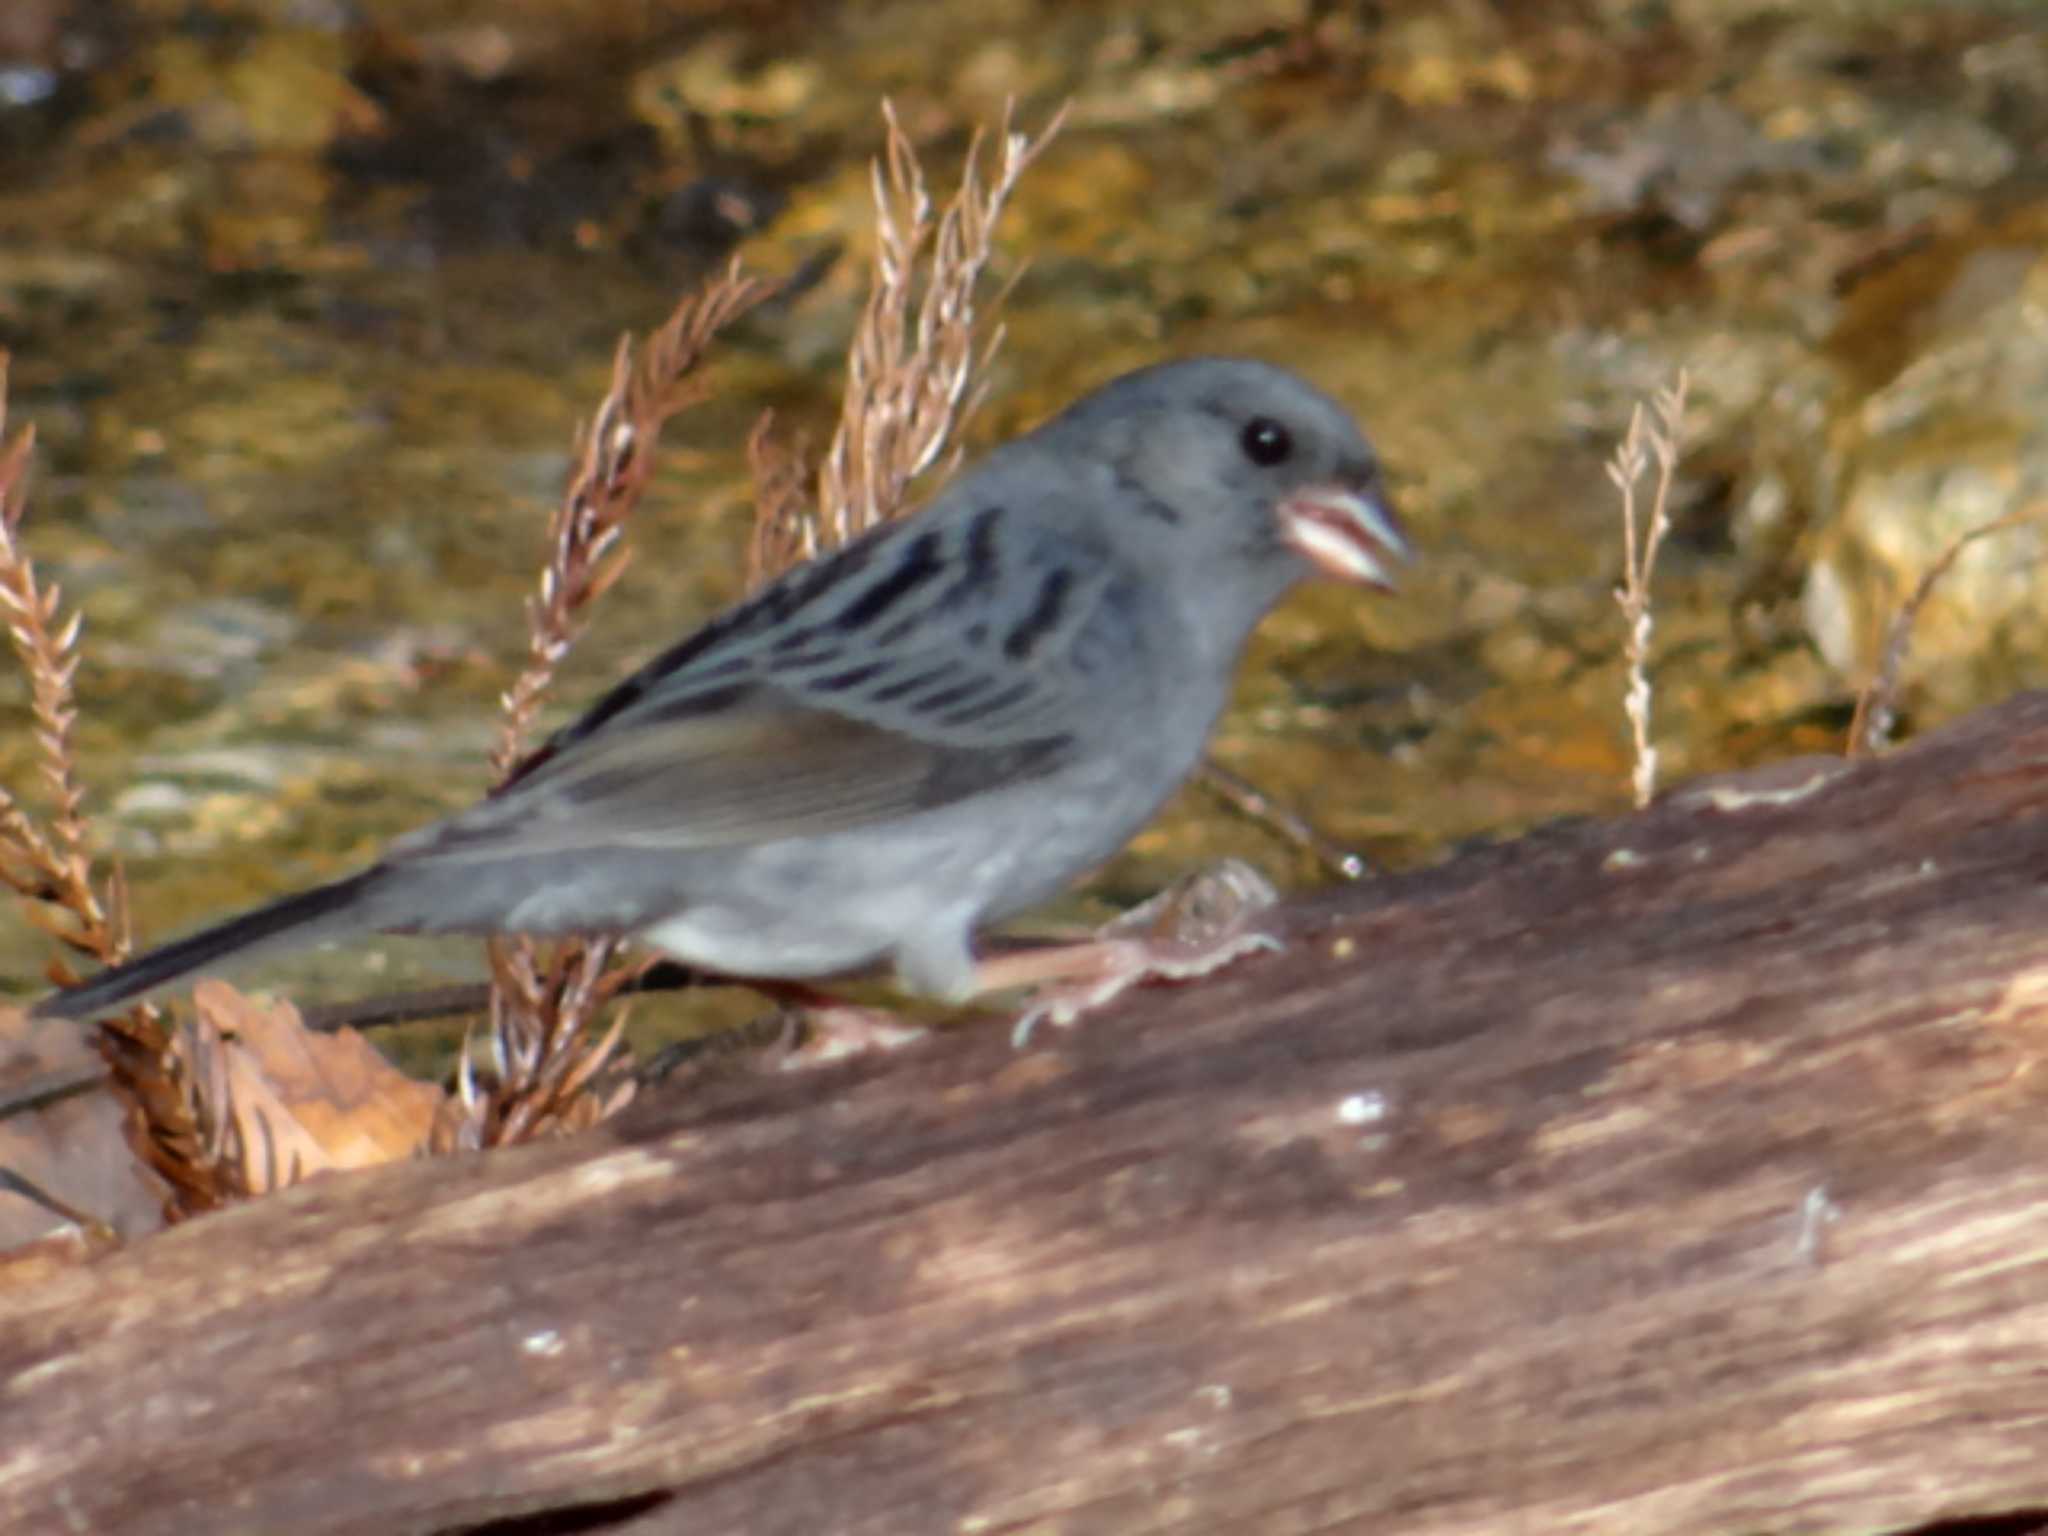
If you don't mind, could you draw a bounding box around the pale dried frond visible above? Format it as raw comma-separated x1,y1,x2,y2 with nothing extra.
792,99,1064,569
1609,371,1689,809
1847,499,2048,757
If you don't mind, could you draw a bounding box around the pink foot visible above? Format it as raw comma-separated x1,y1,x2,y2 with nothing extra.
998,859,1284,1047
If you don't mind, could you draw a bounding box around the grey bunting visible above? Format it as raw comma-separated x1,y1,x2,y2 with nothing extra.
37,357,1411,1023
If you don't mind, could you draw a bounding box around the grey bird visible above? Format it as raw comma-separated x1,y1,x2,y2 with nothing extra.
36,357,1410,1022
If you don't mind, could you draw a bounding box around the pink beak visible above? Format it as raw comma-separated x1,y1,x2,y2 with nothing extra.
1277,479,1412,590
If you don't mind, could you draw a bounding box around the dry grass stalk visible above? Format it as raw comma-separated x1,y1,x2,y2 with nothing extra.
1609,371,1690,809
475,265,775,1144
491,263,779,778
0,357,122,982
1847,500,2048,757
0,1165,115,1243
749,99,1064,581
0,353,238,1218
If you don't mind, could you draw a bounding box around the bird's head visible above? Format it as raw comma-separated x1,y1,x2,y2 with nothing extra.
1041,357,1413,610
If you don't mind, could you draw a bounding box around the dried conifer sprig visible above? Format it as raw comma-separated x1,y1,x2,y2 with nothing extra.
432,937,636,1150
743,411,814,587
492,262,779,778
762,99,1064,575
0,354,126,980
475,930,641,1151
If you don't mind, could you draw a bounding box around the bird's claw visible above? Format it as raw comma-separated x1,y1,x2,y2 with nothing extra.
1009,859,1283,1047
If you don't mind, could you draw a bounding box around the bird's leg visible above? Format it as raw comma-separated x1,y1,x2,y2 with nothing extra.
721,860,1284,1066
989,859,1284,1047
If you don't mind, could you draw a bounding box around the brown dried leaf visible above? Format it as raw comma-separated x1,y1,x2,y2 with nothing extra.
182,981,442,1192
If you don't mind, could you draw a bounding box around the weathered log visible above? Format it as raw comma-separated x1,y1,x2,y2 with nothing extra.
7,691,2048,1535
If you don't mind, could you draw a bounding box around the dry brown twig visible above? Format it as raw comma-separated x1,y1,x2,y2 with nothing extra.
1609,371,1690,809
0,353,241,1218
1196,762,1370,881
1846,500,2048,758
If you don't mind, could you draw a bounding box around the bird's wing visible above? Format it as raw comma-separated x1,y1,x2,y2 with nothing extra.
402,510,1142,861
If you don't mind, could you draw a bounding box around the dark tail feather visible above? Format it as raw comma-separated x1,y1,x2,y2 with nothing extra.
31,871,379,1021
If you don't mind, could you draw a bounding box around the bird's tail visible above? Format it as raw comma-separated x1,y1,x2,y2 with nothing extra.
30,870,380,1021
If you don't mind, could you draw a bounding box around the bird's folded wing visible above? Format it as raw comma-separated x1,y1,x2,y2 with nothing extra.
399,672,1080,862
401,513,1142,861
512,696,945,843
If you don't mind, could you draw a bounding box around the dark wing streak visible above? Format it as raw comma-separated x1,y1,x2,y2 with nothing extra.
770,522,1132,749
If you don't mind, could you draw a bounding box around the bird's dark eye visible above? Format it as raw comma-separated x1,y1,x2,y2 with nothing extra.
1240,417,1293,467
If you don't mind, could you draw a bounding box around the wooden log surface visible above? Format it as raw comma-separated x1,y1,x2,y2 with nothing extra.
8,691,2048,1535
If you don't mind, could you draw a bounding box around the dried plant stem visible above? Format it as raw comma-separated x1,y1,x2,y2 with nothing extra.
744,411,814,584
750,99,1065,581
493,264,778,777
0,1166,116,1241
1847,500,2048,757
0,358,123,979
1609,372,1690,809
436,938,637,1150
0,352,239,1217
